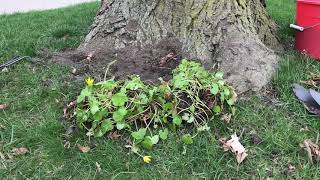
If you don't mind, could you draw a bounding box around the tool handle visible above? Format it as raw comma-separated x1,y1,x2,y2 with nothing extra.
290,24,304,31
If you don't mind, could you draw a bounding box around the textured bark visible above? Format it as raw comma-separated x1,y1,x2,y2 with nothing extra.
80,0,281,94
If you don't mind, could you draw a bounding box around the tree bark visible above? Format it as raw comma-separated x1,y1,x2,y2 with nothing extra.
80,0,281,94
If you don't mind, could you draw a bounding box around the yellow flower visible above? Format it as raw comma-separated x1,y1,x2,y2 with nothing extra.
85,77,94,87
143,156,152,164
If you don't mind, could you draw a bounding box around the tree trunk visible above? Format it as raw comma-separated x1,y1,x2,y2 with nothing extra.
79,0,281,94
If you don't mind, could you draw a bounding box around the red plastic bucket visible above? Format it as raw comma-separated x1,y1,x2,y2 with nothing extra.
293,0,320,59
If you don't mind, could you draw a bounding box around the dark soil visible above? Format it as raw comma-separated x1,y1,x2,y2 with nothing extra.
53,38,186,84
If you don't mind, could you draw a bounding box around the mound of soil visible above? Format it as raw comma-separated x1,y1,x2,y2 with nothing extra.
53,38,186,83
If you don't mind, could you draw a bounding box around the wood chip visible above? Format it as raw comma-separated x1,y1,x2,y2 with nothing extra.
96,162,102,173
78,145,90,153
0,104,8,110
0,151,5,160
12,147,29,155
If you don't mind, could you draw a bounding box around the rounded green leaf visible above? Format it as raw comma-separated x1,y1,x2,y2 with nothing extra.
213,105,221,113
173,115,182,125
131,128,147,140
111,93,128,107
227,99,235,106
116,123,127,130
215,72,224,79
95,120,113,137
189,105,195,113
112,107,128,122
142,137,153,150
211,83,219,95
159,128,169,140
187,116,195,123
150,135,159,145
224,88,230,96
182,134,193,145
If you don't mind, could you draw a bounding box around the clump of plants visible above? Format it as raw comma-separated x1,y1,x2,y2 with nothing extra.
75,59,237,150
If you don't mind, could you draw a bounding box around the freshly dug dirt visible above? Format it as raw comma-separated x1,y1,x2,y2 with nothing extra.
53,38,186,83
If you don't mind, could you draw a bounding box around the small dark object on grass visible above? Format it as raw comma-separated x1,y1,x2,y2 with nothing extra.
251,133,263,145
292,84,320,116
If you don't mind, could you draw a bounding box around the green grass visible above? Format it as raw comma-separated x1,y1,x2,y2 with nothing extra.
1,0,320,179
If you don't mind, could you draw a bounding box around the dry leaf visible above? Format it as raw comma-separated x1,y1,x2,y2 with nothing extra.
300,126,309,132
95,162,102,173
12,147,29,155
0,151,5,160
63,101,77,119
71,68,77,74
1,67,8,72
63,140,71,149
78,145,90,153
221,114,232,124
220,133,248,164
108,131,122,140
0,104,8,110
159,52,177,66
301,139,320,162
288,164,296,172
86,52,95,61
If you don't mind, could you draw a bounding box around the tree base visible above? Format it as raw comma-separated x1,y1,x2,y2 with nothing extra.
57,0,282,94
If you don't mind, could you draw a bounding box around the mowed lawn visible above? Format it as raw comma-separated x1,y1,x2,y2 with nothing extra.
1,0,320,179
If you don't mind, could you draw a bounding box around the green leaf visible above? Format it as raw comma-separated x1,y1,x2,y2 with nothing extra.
89,98,100,115
101,120,113,131
131,144,140,153
182,134,193,145
142,135,159,149
116,123,127,130
139,93,149,104
173,74,188,89
125,77,144,90
173,115,182,125
159,128,169,140
187,116,195,123
215,72,224,79
150,135,159,145
95,120,113,137
224,88,230,96
220,93,225,102
227,99,235,106
131,128,146,140
90,106,99,115
96,79,115,90
211,83,219,95
163,103,173,111
92,111,103,121
77,95,85,104
197,124,211,132
213,105,221,113
218,80,225,86
112,107,128,122
77,87,90,103
182,113,190,121
111,93,128,107
189,105,195,113
142,137,153,150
